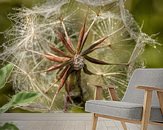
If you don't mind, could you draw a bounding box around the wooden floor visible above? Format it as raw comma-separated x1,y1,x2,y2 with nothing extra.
0,113,139,130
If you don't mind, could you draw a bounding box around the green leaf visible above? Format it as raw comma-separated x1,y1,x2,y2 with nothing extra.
0,102,12,113
0,64,14,89
0,92,40,113
69,105,85,113
12,92,40,106
0,123,19,130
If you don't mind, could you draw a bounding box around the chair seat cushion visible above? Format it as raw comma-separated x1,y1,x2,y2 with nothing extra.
85,100,163,122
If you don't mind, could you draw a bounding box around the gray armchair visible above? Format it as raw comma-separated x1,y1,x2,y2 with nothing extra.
85,69,163,130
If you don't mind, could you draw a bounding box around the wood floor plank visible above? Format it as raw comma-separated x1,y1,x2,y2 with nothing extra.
0,113,122,130
74,121,85,130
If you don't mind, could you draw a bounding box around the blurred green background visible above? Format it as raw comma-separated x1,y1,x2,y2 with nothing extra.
126,0,163,68
0,0,163,67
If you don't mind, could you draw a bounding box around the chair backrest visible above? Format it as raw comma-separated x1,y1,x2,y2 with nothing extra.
122,68,163,107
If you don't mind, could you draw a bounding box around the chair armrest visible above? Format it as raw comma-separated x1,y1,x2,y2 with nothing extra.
108,86,119,101
136,86,163,92
137,86,163,123
93,84,119,101
137,86,163,115
94,85,103,100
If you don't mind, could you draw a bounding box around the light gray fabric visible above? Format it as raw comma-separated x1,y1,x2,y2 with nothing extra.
85,100,163,122
122,69,163,106
86,100,143,120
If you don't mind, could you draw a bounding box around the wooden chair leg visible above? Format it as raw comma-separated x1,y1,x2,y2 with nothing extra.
141,90,152,130
157,91,163,114
121,121,127,130
92,113,98,130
